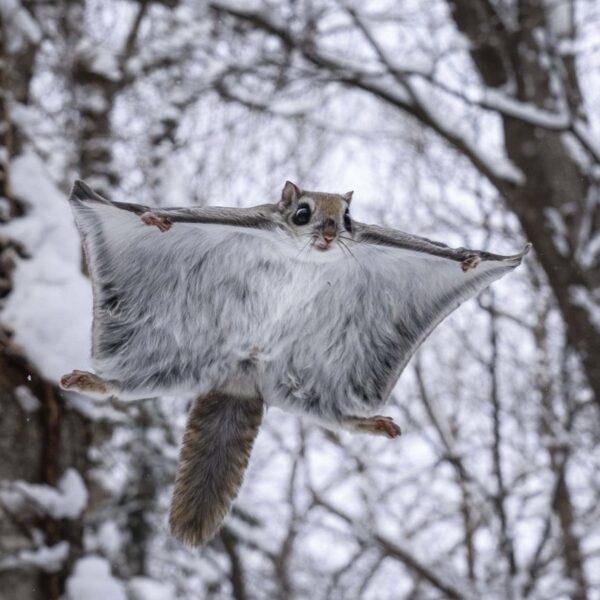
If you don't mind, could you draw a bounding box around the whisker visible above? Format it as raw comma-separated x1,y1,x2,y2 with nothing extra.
337,240,350,258
338,239,354,258
295,236,313,258
339,240,356,263
338,238,366,273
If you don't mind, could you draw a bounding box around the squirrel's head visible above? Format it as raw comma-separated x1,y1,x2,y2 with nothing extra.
278,181,353,252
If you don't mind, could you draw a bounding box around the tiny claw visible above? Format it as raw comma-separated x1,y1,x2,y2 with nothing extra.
374,416,402,438
461,254,481,272
59,370,114,397
60,370,90,389
141,212,172,232
343,415,402,438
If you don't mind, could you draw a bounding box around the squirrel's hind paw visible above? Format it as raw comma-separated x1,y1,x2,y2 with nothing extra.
342,415,402,439
60,370,116,398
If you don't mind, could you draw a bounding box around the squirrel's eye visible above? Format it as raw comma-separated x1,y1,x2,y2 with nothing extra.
292,205,311,226
344,209,352,232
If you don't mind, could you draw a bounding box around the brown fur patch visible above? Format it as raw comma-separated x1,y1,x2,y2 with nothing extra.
169,391,264,546
303,192,348,218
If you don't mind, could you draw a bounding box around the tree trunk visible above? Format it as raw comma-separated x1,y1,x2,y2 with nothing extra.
449,0,600,406
0,7,90,599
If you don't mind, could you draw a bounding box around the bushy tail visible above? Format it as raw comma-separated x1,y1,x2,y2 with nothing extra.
169,391,264,546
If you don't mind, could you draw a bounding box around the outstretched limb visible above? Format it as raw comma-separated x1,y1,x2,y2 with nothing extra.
70,179,280,232
138,205,279,230
59,370,118,399
342,415,402,439
354,221,531,268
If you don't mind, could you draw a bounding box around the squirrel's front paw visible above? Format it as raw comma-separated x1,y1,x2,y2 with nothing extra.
141,212,172,232
461,254,481,272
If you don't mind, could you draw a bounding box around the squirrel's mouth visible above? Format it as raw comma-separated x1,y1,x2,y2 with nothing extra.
313,239,335,251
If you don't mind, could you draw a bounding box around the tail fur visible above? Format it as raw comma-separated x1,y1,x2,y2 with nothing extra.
169,391,264,546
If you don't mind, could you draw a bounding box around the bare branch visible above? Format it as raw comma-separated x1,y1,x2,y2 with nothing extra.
313,494,469,600
209,1,523,192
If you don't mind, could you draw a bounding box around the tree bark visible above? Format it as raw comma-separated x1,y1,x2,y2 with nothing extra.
0,7,90,599
449,0,600,407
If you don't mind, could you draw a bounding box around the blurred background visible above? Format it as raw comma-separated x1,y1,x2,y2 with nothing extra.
0,1,599,598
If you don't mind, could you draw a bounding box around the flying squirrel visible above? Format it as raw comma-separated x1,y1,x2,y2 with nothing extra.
60,180,531,546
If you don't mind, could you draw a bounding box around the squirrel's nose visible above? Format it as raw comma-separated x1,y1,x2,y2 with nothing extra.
322,219,336,242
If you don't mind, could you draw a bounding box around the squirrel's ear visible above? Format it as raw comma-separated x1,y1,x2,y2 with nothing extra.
343,191,354,204
280,180,301,208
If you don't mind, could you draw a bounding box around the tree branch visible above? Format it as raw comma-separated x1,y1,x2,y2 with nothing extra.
209,1,523,193
313,493,469,600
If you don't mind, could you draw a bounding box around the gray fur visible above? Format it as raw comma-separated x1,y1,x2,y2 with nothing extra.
67,181,529,426
65,180,530,545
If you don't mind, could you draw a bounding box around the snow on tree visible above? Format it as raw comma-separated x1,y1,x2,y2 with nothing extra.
0,1,599,599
